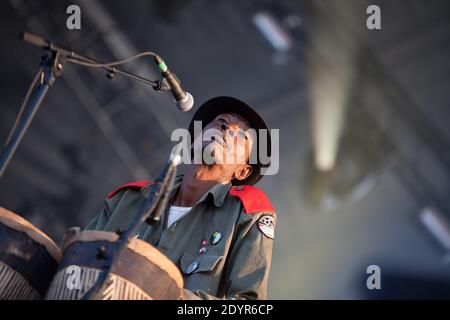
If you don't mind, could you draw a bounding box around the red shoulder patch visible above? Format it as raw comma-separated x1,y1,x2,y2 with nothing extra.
107,180,152,199
229,185,276,215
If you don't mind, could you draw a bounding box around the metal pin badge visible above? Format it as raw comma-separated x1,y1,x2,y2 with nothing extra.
198,239,208,254
186,261,198,274
210,231,222,245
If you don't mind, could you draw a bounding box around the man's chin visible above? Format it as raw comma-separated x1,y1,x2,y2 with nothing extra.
205,148,226,165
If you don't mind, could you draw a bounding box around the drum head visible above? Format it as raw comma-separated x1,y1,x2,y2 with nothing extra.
0,207,62,299
0,207,61,262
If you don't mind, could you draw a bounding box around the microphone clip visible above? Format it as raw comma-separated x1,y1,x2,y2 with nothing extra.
153,78,171,92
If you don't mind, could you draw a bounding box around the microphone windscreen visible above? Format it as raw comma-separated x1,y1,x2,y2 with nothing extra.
175,92,194,112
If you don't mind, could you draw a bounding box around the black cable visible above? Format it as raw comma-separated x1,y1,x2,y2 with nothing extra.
4,67,43,147
65,51,156,68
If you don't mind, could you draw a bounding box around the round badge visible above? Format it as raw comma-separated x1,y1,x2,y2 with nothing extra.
210,231,222,245
186,261,198,274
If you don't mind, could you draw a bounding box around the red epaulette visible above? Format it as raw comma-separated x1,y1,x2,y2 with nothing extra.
107,180,151,199
229,185,276,215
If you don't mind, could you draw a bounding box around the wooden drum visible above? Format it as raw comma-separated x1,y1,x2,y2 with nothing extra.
45,230,183,300
0,207,62,300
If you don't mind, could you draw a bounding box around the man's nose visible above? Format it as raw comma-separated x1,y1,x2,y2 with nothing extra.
221,123,239,137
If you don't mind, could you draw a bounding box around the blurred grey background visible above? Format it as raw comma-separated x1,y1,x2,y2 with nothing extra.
0,0,450,299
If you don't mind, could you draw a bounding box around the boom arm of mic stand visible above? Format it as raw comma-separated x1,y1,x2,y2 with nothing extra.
0,32,169,179
19,32,162,89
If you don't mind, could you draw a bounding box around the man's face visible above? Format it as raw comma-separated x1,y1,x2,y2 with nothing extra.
193,112,254,181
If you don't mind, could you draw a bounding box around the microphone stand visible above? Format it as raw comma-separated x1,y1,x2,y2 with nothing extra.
0,32,168,179
0,51,63,178
81,144,182,300
0,31,185,299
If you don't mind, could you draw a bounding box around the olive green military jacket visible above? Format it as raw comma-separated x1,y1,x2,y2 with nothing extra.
85,175,276,300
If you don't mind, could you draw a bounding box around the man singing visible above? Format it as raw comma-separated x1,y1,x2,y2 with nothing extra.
86,96,276,300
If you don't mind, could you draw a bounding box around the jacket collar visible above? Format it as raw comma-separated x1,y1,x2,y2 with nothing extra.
141,174,231,208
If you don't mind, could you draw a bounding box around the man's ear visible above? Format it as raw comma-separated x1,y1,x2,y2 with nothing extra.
234,164,253,181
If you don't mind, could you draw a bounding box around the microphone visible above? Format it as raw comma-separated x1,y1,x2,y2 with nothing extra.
154,55,194,112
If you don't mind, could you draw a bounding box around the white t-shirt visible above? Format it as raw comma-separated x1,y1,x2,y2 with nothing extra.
167,205,191,229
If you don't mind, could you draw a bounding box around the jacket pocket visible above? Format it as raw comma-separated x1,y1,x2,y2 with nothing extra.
180,252,223,275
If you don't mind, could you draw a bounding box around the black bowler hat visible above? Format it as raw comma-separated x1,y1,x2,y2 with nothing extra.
188,96,271,186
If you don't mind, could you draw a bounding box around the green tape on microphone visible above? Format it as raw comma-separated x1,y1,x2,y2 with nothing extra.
158,61,168,73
